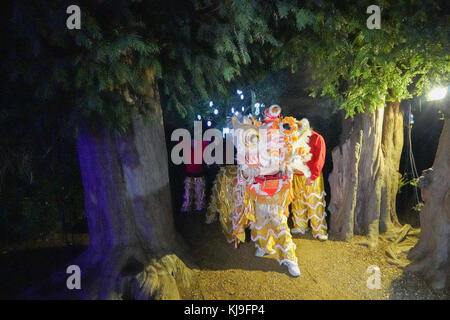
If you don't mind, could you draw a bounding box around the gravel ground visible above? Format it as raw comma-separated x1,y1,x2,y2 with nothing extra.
1,217,447,300
178,214,449,300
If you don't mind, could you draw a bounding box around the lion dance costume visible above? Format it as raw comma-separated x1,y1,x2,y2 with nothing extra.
289,122,328,240
207,105,324,277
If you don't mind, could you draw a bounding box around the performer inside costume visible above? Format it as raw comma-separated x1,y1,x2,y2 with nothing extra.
289,118,328,241
208,105,327,277
181,138,209,213
231,105,301,277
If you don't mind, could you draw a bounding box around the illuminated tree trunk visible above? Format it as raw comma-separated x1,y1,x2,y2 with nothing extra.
407,119,450,289
26,73,191,300
328,101,405,246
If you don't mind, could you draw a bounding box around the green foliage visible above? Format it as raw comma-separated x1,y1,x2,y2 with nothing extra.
1,0,448,244
166,71,289,131
275,0,450,117
1,0,317,243
437,107,449,120
2,0,324,130
412,202,424,212
409,177,420,188
397,174,409,193
397,174,420,193
4,0,448,126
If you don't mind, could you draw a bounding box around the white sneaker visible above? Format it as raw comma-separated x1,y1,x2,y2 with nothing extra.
255,248,266,257
255,248,276,257
316,234,328,241
290,228,305,234
284,261,301,277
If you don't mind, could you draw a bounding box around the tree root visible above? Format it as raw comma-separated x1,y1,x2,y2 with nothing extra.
23,249,193,300
120,254,193,300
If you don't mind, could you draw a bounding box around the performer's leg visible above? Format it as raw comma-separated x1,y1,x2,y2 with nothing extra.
251,203,300,276
205,188,217,224
291,175,309,233
194,176,206,211
307,174,328,240
251,203,276,255
273,213,300,277
181,176,193,213
272,217,298,266
205,176,218,224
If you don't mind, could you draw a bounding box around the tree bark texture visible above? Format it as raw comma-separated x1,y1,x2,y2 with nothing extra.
329,102,407,246
25,73,192,299
407,119,450,289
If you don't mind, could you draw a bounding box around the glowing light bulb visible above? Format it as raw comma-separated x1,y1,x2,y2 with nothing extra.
236,90,243,95
213,109,219,115
240,94,244,100
427,87,447,101
209,101,214,107
231,107,235,113
241,106,245,112
197,115,201,120
207,120,212,127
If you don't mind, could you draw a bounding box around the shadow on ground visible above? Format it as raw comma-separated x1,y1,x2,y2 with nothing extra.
0,245,86,299
1,214,448,300
177,213,449,300
389,272,449,300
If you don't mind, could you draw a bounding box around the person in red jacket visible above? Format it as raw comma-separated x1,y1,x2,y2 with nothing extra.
290,119,328,241
181,138,209,213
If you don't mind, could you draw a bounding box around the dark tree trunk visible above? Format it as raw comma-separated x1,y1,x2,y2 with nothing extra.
79,114,177,255
329,101,408,246
407,119,450,289
26,73,191,299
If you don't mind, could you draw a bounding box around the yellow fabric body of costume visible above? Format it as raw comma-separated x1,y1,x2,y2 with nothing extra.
244,181,298,264
206,166,238,242
291,173,328,237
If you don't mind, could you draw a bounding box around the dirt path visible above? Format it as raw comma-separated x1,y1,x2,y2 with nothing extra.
178,214,448,300
1,217,447,300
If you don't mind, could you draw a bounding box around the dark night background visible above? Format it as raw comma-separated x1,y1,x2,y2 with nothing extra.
0,66,443,298
0,0,447,299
